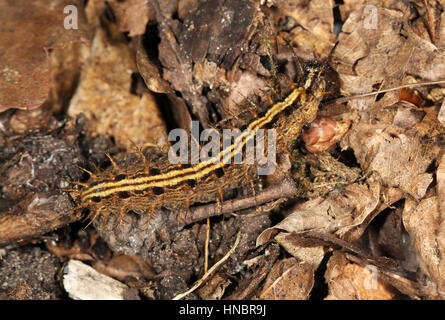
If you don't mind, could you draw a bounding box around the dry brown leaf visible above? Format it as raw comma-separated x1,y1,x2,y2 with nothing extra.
257,178,381,243
0,0,89,112
276,0,335,59
334,178,381,237
157,0,261,126
196,274,231,300
85,0,107,28
92,255,158,281
334,5,413,111
377,208,411,262
403,196,445,299
108,0,151,37
259,258,315,300
257,197,351,247
414,106,445,139
46,240,93,261
406,31,445,81
274,233,325,269
438,154,445,214
438,100,445,125
68,28,168,150
222,72,267,118
325,251,398,300
343,124,434,200
136,42,172,94
392,106,425,129
257,175,404,256
48,41,90,113
136,39,193,131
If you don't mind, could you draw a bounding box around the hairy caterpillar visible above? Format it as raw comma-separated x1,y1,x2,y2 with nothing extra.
72,62,328,226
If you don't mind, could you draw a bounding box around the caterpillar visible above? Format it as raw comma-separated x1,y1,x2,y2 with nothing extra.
72,61,329,227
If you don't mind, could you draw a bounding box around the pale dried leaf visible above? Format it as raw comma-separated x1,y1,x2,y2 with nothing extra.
343,124,434,200
325,252,397,300
108,0,150,37
259,258,315,300
438,154,445,214
68,29,168,150
274,233,325,269
403,196,445,299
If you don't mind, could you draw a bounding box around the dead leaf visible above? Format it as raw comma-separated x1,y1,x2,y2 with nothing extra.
196,274,231,300
92,255,159,281
0,0,89,112
108,0,151,37
157,0,261,126
136,41,172,94
68,28,168,150
437,154,445,214
46,239,93,261
259,258,315,300
438,100,445,125
275,0,335,59
343,124,434,200
257,197,352,247
48,41,90,113
414,106,445,139
334,6,413,111
403,196,445,299
392,106,425,129
274,233,325,269
257,178,381,243
325,251,398,300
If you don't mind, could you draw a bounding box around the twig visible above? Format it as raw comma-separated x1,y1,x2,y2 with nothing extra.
204,217,210,273
179,179,297,226
328,80,445,105
172,231,242,300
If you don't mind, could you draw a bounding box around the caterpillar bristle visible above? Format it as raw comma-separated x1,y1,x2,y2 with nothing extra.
146,203,156,231
258,88,275,105
83,206,106,229
102,211,111,228
177,207,183,227
117,207,126,231
76,165,97,178
244,97,259,118
82,208,95,223
104,152,120,171
283,74,296,90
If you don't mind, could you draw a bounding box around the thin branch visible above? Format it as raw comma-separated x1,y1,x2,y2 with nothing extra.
328,80,445,105
172,231,242,300
179,179,297,226
204,217,210,273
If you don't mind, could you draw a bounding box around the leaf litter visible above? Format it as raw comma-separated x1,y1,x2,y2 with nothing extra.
0,0,445,300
